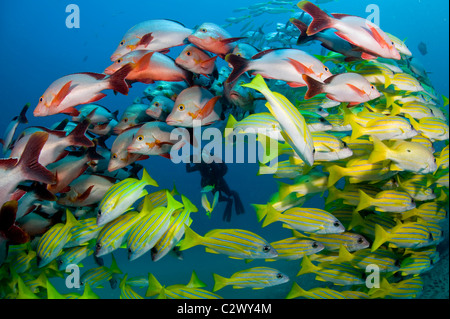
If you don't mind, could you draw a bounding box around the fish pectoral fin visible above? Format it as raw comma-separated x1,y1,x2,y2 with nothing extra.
346,83,367,97
368,26,389,48
286,58,313,75
50,81,76,107
205,247,220,254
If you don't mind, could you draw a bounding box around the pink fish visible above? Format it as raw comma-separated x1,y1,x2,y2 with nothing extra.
298,1,400,60
226,48,333,86
112,51,193,85
9,120,94,167
302,73,381,106
188,23,245,59
175,44,218,77
33,65,132,117
110,19,193,61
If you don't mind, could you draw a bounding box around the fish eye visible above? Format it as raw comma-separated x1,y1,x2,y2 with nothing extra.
123,118,128,123
411,198,415,204
262,245,271,252
371,85,375,89
312,242,319,248
333,221,341,227
276,273,284,279
319,117,325,122
200,28,207,33
342,141,347,148
407,149,411,152
434,158,436,163
312,148,316,154
154,102,160,107
96,243,102,250
112,153,118,159
39,97,43,102
236,53,241,57
137,135,144,141
117,59,122,63
428,232,433,240
186,51,191,56
97,209,102,217
324,67,329,72
120,40,124,46
178,104,185,111
357,237,364,244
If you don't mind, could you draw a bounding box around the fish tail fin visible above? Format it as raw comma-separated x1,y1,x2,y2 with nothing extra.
325,185,341,204
225,53,250,84
297,1,335,35
277,181,292,200
212,273,228,292
349,119,366,141
146,273,163,297
64,209,79,229
109,63,133,95
289,18,312,45
384,92,396,108
302,74,325,99
252,204,268,222
372,224,390,252
181,194,199,213
348,210,365,231
261,204,280,227
356,189,374,212
241,73,270,95
46,279,65,299
383,73,392,89
333,245,354,264
67,119,94,148
109,254,122,274
443,95,449,106
368,136,389,163
297,255,320,276
166,190,184,212
286,282,307,299
141,168,159,187
390,102,402,116
326,164,345,187
18,103,30,124
178,226,203,251
224,114,237,140
186,270,207,288
17,132,56,185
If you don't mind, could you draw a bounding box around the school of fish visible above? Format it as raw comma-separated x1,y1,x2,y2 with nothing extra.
0,0,448,299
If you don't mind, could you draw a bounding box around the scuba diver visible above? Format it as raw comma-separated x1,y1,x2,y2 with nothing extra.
186,156,245,222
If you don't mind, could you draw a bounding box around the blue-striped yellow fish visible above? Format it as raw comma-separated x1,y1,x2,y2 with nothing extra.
435,144,449,169
298,255,365,286
258,159,305,179
401,201,447,222
119,274,144,299
151,195,198,262
179,226,278,260
398,253,433,276
267,237,324,261
348,211,397,240
369,277,423,299
95,210,140,257
127,191,183,261
312,131,353,162
97,168,159,226
64,217,103,248
225,113,284,142
386,72,424,92
391,101,435,119
36,209,79,268
349,115,417,141
293,230,370,252
80,254,122,289
261,205,345,234
242,74,315,166
333,246,400,273
56,244,94,271
407,115,449,141
213,267,289,291
326,156,395,187
146,273,222,299
396,174,436,201
356,189,416,213
372,222,434,251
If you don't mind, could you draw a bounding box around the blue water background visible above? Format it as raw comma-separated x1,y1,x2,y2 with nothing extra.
0,0,448,299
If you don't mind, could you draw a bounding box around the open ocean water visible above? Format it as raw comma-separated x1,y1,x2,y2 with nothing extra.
0,0,448,302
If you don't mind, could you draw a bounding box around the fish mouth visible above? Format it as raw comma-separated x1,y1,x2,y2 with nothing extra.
104,68,115,75
127,146,139,153
166,118,180,126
